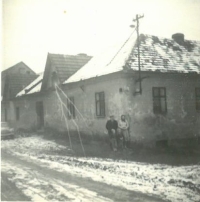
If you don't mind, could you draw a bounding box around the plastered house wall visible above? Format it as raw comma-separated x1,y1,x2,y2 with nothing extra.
10,71,200,146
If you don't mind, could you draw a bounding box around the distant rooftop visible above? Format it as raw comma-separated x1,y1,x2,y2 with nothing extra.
1,61,36,76
5,74,38,99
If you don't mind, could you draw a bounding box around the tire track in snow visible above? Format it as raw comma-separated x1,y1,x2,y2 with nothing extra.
1,151,162,202
1,160,112,202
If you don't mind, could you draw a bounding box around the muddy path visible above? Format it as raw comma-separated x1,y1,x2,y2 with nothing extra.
1,150,165,201
1,172,31,201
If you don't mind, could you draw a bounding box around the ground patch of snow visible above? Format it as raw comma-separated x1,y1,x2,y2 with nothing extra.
2,136,200,202
1,161,112,202
1,135,67,154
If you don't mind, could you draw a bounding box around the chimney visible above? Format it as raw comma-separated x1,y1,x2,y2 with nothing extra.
172,33,185,45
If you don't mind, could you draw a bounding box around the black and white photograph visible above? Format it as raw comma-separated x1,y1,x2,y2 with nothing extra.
1,0,200,201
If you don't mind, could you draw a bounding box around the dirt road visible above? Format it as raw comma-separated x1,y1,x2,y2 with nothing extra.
1,172,31,201
1,150,164,202
1,135,199,202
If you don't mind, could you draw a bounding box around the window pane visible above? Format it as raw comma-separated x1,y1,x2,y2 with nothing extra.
96,92,105,117
100,92,104,100
96,93,100,101
196,88,200,97
153,87,167,114
153,88,159,97
160,97,166,112
100,101,105,116
96,101,100,115
196,100,200,110
160,88,165,96
153,98,161,113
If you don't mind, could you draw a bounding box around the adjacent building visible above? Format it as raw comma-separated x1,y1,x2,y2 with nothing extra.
1,62,38,122
12,53,92,129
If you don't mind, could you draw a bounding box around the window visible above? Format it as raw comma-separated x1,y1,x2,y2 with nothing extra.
152,87,167,114
95,92,105,117
16,107,20,121
67,97,75,119
195,88,200,111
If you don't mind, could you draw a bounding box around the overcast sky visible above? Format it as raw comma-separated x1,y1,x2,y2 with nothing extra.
2,0,200,73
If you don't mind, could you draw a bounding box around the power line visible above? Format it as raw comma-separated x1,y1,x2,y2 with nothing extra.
106,28,136,66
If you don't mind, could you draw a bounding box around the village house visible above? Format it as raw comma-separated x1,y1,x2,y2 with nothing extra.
9,33,200,147
1,62,38,123
12,53,92,129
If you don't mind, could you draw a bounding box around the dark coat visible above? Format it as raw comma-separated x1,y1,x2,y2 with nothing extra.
106,120,118,132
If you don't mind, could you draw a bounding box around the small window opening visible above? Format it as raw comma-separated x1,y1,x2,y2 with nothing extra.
152,87,167,114
95,92,105,117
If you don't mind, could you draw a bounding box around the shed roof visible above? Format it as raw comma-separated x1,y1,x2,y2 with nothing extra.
65,33,200,84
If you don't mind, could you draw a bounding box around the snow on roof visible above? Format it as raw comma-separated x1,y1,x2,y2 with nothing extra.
65,34,200,84
16,73,44,97
129,34,200,74
64,31,137,84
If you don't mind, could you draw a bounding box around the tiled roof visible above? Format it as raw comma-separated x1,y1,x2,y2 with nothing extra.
65,34,200,84
6,74,38,99
16,73,44,97
128,34,200,73
49,53,92,83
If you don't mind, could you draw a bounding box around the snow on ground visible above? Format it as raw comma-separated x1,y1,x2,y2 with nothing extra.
1,135,68,155
2,136,200,202
1,161,111,202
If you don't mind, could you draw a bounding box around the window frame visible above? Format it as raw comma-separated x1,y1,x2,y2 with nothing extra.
67,97,75,119
95,92,105,118
195,87,200,111
16,107,20,121
152,87,167,114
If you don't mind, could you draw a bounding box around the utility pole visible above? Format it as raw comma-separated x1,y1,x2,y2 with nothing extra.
132,14,144,94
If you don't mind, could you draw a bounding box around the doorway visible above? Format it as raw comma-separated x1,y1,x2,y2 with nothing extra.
36,101,44,129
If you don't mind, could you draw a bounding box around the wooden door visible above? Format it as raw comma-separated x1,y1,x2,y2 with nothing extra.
36,101,44,129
